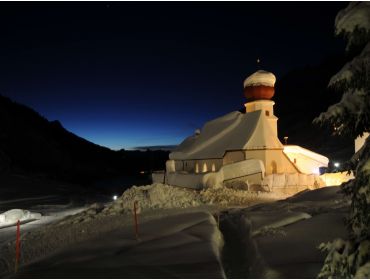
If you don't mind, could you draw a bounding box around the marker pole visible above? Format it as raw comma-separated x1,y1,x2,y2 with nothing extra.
133,201,139,240
15,220,20,273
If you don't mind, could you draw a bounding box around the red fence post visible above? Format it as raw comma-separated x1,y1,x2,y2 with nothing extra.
15,220,20,273
133,201,139,240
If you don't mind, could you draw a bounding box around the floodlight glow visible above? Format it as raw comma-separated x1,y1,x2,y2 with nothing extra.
312,167,320,175
334,162,340,168
113,195,118,201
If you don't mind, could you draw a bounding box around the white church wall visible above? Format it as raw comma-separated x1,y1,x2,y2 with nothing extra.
223,150,245,165
166,159,264,189
286,173,299,186
272,173,286,188
245,149,297,174
166,160,176,173
245,150,266,165
152,171,165,184
261,172,326,195
266,150,298,174
166,171,223,189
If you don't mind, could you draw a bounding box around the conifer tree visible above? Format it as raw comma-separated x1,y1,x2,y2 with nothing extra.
314,2,370,278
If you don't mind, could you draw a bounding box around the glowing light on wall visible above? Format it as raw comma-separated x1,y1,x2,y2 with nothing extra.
202,163,208,173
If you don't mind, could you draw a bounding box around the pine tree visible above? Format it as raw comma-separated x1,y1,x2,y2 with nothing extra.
314,2,370,278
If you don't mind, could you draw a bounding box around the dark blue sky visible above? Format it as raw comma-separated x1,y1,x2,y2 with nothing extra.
0,2,347,149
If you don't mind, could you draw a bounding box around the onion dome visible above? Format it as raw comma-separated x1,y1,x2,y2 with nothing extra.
243,70,276,101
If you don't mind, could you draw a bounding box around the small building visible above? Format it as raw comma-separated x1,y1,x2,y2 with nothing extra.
154,70,329,194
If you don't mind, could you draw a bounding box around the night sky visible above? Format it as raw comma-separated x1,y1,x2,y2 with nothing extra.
0,2,347,150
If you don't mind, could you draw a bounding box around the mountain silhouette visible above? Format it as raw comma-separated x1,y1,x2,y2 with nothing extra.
0,95,169,186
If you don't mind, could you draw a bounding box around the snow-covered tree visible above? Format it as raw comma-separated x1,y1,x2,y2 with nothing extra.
314,2,370,278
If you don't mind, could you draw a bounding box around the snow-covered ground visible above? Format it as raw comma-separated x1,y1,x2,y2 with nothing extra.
10,212,225,278
0,183,350,278
220,186,350,278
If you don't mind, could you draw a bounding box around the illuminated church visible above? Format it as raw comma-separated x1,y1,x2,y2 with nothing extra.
154,70,329,194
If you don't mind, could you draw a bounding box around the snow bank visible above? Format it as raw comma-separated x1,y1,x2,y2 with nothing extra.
320,171,354,186
112,183,202,211
200,186,286,206
247,211,312,237
103,183,286,213
58,183,289,226
0,209,41,227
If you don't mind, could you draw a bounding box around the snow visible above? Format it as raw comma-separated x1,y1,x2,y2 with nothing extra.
107,183,203,211
316,88,368,136
92,183,286,216
319,171,354,186
355,132,370,153
200,185,287,206
6,211,225,278
222,159,265,181
170,110,283,160
0,182,351,278
245,211,312,237
219,186,350,278
0,209,41,228
283,145,329,174
335,2,370,36
329,42,370,86
243,70,276,88
254,212,348,278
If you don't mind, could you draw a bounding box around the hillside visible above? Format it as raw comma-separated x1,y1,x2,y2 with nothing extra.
0,95,168,186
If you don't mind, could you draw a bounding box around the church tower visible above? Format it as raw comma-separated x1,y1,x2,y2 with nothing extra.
243,70,278,137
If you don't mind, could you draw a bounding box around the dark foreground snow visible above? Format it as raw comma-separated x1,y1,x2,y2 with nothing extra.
3,211,224,278
220,186,349,278
0,185,350,278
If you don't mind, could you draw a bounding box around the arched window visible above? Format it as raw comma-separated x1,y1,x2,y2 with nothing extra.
195,162,199,173
202,162,208,173
211,163,216,172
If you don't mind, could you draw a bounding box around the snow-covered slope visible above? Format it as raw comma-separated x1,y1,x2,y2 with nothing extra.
8,212,225,278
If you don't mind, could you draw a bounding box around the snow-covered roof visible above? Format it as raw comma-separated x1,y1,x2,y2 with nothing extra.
283,145,329,164
170,110,283,160
243,70,276,88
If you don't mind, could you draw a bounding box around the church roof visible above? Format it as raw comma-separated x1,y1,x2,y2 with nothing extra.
170,110,284,160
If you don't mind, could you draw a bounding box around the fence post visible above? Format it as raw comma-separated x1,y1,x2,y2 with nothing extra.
15,220,20,273
133,201,139,240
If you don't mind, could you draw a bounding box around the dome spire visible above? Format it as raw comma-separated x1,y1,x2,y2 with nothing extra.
243,70,276,101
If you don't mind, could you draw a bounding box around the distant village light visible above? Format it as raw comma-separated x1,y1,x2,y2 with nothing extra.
334,162,340,168
113,195,118,201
